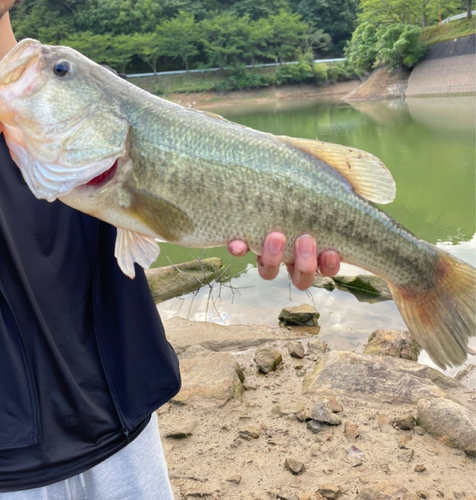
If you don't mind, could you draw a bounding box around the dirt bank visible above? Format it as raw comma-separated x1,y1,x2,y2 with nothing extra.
166,81,361,109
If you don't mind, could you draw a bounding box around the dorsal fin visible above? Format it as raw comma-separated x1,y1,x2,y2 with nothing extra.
279,136,396,204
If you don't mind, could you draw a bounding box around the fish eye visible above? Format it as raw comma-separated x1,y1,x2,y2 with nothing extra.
53,61,71,77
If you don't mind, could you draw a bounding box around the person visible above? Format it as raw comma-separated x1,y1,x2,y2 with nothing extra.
0,3,340,498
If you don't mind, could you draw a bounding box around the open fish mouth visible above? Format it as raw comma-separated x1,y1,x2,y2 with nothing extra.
86,160,118,186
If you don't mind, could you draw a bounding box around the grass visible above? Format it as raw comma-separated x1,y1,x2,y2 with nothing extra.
421,17,476,44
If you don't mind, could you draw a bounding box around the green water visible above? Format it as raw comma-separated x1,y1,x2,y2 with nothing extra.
156,96,476,373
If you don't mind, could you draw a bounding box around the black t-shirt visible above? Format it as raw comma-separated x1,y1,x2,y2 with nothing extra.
0,134,174,491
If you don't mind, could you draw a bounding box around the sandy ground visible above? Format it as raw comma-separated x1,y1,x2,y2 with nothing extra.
157,320,476,500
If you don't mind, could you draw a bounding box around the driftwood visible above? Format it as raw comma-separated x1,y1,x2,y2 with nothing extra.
145,258,223,304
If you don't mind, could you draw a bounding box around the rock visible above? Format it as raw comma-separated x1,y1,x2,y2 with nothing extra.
311,402,342,425
255,347,283,373
413,426,425,436
333,274,392,300
414,464,426,472
239,426,260,440
163,418,198,439
288,341,305,359
302,352,473,408
312,275,336,291
278,304,320,326
172,346,244,406
307,338,328,355
364,330,421,361
326,397,343,412
284,457,305,475
416,492,429,500
226,475,241,484
344,422,360,441
357,483,418,499
398,435,412,449
393,413,417,430
307,420,330,434
146,257,223,303
347,445,365,460
417,397,476,456
455,363,476,391
317,485,341,499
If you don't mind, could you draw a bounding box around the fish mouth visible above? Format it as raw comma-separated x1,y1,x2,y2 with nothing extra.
86,160,118,187
0,39,41,87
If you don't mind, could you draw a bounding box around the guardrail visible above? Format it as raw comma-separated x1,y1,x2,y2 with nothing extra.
126,58,346,78
441,11,476,24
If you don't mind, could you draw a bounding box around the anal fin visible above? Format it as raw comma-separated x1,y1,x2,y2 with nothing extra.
114,228,160,279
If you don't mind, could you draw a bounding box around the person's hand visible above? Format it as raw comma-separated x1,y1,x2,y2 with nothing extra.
227,232,340,291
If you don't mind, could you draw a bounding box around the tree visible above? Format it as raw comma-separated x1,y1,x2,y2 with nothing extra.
136,32,163,74
268,10,309,64
376,24,427,68
157,11,199,72
468,0,473,19
246,18,274,66
302,26,332,58
344,22,378,74
294,0,359,54
199,12,251,69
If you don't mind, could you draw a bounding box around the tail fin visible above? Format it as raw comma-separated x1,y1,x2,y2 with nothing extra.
388,250,476,369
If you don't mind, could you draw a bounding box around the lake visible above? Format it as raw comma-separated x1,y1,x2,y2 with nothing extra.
155,95,476,375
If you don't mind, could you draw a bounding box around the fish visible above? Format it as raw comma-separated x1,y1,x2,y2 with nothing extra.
0,38,474,369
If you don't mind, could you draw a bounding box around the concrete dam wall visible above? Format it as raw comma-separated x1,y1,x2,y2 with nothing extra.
406,34,476,97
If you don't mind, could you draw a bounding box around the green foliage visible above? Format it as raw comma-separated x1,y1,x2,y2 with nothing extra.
344,22,379,74
422,17,476,44
376,24,428,69
268,10,309,64
158,11,199,71
313,62,328,84
214,66,271,90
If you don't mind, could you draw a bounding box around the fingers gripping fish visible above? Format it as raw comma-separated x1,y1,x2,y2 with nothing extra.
0,39,474,369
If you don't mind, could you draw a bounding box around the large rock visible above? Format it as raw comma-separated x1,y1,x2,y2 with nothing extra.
364,330,421,361
146,258,222,303
278,304,320,326
302,351,473,407
333,274,392,301
417,397,476,456
172,345,244,406
356,482,418,500
255,347,283,373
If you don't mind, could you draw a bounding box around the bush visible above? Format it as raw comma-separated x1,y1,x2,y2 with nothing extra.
214,66,271,91
344,22,379,75
274,61,315,85
313,62,328,84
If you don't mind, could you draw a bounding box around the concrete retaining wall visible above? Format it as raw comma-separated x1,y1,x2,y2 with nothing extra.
406,34,476,96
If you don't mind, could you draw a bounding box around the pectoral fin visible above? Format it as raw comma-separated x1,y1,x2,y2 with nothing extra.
114,228,160,279
280,136,396,204
126,186,194,242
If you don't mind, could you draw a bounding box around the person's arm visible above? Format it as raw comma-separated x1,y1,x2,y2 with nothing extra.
227,232,340,291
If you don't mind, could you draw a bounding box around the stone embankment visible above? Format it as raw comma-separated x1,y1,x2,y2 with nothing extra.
158,317,476,499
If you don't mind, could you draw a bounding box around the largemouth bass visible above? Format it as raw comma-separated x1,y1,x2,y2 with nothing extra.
0,39,474,369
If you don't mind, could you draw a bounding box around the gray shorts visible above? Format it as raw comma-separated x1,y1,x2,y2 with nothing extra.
0,412,174,499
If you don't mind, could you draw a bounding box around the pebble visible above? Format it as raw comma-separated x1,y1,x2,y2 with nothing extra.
226,475,241,484
414,464,426,472
254,347,282,374
284,457,305,475
327,397,343,413
239,426,260,440
307,420,330,434
278,304,320,326
317,485,341,499
393,413,417,430
288,341,305,358
344,422,360,441
307,338,328,354
413,425,425,435
398,435,412,449
311,402,342,425
417,491,429,499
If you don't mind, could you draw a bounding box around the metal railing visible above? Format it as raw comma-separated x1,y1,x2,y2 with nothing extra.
441,11,476,24
126,58,346,78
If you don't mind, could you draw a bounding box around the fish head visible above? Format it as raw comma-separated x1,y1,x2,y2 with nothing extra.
0,38,129,201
